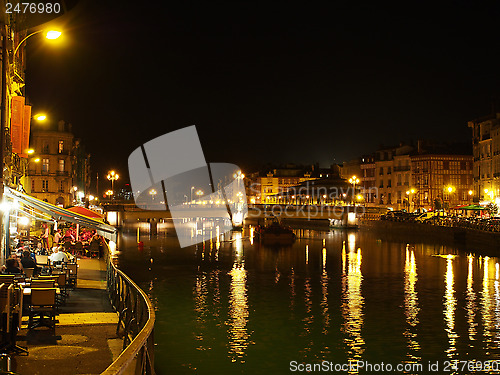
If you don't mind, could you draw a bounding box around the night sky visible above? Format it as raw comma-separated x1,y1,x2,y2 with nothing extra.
25,1,500,191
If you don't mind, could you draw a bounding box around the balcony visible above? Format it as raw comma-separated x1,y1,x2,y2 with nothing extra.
56,171,69,176
394,166,410,172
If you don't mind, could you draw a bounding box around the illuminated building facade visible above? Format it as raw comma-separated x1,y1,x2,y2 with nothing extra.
246,164,328,204
469,113,500,203
410,154,473,210
27,120,90,207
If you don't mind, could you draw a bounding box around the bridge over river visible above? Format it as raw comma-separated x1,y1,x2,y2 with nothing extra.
103,203,379,227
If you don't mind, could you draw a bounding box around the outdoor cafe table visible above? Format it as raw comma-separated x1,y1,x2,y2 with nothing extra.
22,287,61,296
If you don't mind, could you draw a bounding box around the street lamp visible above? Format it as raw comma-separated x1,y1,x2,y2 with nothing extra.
349,175,360,205
33,114,47,122
405,188,416,212
445,185,456,213
13,29,62,57
107,170,119,197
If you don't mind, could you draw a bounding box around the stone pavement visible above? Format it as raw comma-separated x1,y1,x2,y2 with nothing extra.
12,258,122,375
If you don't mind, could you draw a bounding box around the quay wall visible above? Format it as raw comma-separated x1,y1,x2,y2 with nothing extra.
361,220,500,254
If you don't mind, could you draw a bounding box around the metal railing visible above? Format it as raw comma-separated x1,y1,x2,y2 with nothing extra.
101,243,156,375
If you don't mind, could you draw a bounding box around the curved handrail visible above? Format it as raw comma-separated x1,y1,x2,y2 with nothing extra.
101,243,156,375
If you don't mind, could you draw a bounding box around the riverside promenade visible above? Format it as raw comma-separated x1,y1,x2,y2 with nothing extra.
13,258,122,375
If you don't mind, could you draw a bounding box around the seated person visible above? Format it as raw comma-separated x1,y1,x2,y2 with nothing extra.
9,254,23,272
49,246,68,264
3,258,21,274
20,250,38,274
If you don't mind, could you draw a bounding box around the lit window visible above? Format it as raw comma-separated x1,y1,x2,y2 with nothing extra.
42,159,49,173
58,140,64,153
58,159,64,172
42,180,49,191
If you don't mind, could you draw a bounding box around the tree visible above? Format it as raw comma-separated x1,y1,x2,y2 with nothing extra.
487,202,498,216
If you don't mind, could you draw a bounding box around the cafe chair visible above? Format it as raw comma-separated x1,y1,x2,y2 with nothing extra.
30,280,55,288
66,263,77,288
28,288,57,330
0,276,14,285
36,255,49,266
0,283,10,345
24,268,34,278
55,273,68,305
36,276,59,285
0,284,27,354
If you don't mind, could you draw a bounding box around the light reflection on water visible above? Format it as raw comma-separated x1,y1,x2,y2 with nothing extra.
341,234,365,366
117,224,500,375
404,246,419,361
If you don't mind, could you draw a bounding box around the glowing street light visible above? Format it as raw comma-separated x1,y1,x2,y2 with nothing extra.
349,175,360,205
45,30,62,40
107,170,119,197
13,29,62,56
33,114,46,121
406,188,417,211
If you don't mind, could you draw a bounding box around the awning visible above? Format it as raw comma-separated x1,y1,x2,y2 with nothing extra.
4,187,117,241
67,206,104,220
458,204,486,211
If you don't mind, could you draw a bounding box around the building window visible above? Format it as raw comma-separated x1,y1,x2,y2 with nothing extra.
379,167,384,175
42,142,49,154
58,159,65,172
58,140,64,153
31,180,35,192
42,159,49,173
42,180,49,191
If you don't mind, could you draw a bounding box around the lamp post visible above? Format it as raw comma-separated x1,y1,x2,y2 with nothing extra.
405,188,416,212
349,176,360,205
107,170,119,198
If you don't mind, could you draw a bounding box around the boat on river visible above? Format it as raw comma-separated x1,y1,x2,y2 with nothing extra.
255,219,296,245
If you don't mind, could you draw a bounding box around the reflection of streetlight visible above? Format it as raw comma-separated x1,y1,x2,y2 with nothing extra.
190,186,195,202
149,189,157,201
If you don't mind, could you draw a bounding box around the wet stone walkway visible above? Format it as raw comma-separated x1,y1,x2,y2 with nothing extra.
13,259,121,375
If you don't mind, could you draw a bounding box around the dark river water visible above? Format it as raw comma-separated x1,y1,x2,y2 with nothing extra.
114,223,500,374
